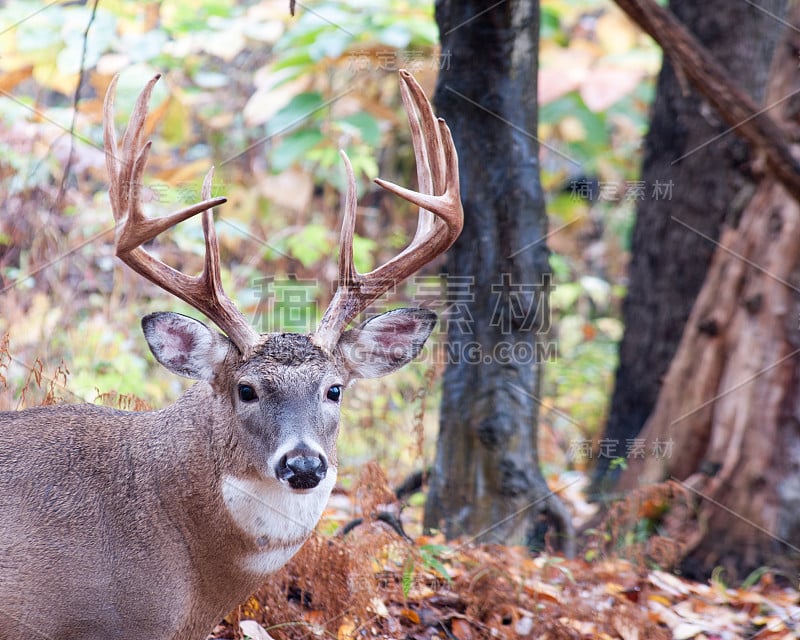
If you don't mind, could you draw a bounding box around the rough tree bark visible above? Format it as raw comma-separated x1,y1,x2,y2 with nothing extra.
423,1,574,554
592,0,787,494
616,6,800,579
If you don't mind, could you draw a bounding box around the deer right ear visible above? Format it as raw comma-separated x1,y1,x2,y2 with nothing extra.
338,308,436,379
142,312,231,381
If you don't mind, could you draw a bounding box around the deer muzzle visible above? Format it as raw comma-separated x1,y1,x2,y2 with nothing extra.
276,448,328,490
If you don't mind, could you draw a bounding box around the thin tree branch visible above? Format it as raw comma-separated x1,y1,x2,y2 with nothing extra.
613,0,800,202
54,0,100,212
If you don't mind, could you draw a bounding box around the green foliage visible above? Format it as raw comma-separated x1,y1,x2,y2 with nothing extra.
739,566,779,590
609,456,628,471
419,544,453,584
284,223,330,268
272,129,324,172
545,255,624,439
401,542,453,598
541,93,610,164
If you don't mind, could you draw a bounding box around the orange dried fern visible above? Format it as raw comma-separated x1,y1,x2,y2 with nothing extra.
0,332,9,391
94,391,151,412
586,480,699,571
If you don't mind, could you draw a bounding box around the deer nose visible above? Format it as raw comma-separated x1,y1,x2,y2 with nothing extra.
276,449,327,490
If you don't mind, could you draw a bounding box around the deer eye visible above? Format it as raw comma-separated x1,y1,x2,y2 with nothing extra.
326,385,342,402
238,384,258,402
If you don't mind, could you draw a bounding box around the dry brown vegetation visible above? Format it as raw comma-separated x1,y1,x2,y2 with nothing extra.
206,463,798,640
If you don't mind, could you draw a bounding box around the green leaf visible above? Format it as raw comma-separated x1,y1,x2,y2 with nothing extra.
540,7,563,42
403,18,438,46
285,223,330,268
276,25,327,51
419,545,452,584
550,281,582,312
352,234,376,273
540,93,609,163
272,129,324,172
402,554,415,599
270,50,316,75
121,28,168,64
378,24,412,49
15,6,64,53
267,92,325,137
339,112,380,147
548,253,571,281
308,30,353,60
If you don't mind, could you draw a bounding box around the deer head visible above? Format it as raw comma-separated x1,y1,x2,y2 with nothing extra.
103,71,461,494
0,71,461,640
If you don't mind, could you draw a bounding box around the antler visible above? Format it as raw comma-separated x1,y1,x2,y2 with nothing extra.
313,70,464,352
104,74,259,354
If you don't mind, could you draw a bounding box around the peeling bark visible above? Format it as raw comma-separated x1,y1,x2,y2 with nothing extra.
617,13,800,578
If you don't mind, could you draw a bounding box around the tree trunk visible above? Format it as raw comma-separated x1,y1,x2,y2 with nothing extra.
616,10,800,579
423,0,573,554
592,0,787,493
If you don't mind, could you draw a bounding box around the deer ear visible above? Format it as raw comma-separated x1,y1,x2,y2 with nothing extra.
339,308,436,379
142,312,230,381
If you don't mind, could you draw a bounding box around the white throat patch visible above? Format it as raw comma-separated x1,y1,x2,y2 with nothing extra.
221,471,336,575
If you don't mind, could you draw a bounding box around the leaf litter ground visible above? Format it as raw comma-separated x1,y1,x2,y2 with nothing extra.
209,464,799,640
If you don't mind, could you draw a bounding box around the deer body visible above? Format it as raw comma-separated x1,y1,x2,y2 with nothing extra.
1,401,262,640
0,71,462,640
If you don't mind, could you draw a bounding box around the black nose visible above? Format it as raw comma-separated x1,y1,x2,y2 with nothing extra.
276,449,327,490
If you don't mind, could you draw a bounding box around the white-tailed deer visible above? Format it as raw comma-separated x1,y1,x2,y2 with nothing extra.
0,70,462,640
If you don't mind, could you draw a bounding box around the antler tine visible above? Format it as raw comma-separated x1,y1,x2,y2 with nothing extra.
104,74,259,354
395,68,444,244
313,70,463,352
336,150,359,289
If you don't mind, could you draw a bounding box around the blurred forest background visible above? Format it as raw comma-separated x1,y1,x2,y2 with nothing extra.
0,0,656,483
5,1,800,638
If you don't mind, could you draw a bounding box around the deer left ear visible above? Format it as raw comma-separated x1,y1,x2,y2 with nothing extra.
338,308,436,379
142,312,230,381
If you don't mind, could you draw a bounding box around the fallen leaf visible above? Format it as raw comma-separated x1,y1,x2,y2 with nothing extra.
647,594,672,607
400,608,420,624
239,619,275,640
649,570,692,597
671,621,706,639
613,616,639,640
337,620,356,639
451,618,473,640
0,66,32,92
369,596,389,618
515,616,534,636
524,578,563,603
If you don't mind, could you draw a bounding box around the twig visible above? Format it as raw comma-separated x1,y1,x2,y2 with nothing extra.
54,0,100,213
337,512,413,542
